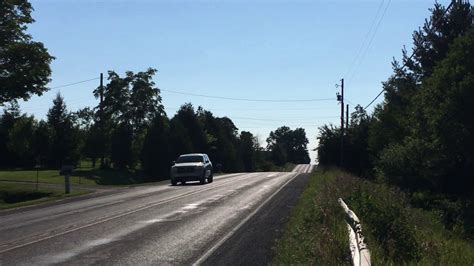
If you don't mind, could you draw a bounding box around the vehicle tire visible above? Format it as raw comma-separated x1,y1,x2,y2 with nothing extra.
200,171,206,185
171,179,177,186
207,172,213,183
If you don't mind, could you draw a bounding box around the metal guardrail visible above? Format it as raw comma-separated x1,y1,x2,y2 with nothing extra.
338,198,371,266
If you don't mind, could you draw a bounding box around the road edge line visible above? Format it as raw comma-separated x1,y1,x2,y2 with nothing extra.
192,171,301,266
0,173,260,254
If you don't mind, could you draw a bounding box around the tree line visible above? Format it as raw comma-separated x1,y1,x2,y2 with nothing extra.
317,1,474,196
0,0,311,178
0,70,311,179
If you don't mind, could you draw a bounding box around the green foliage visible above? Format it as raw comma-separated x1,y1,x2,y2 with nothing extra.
316,124,340,166
47,93,80,167
171,103,207,153
239,131,257,172
348,183,422,261
267,126,310,165
110,123,134,169
0,103,21,167
141,116,171,179
317,106,372,176
91,68,164,169
318,2,474,198
377,28,474,195
274,169,474,265
7,114,36,167
0,183,90,209
0,0,54,103
272,168,351,265
81,123,102,168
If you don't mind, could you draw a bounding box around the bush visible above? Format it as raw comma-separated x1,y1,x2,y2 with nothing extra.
347,181,422,261
274,168,474,265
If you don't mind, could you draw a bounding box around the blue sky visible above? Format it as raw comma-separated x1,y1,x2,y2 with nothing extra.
20,0,448,162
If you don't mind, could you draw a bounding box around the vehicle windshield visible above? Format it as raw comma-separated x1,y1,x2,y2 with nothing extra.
176,155,204,163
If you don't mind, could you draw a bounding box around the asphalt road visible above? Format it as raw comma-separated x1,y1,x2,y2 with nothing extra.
0,164,313,265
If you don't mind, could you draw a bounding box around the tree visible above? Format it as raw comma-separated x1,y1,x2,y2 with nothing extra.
369,2,473,158
110,123,134,169
267,126,310,165
82,123,102,168
47,93,79,167
0,102,22,167
239,131,257,172
7,114,36,167
92,68,163,168
404,2,473,81
141,116,171,179
32,120,51,167
287,128,311,164
0,0,54,103
169,103,207,158
316,124,340,166
378,28,474,194
346,105,372,176
128,68,163,131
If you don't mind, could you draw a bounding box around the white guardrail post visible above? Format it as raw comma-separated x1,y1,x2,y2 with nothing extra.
338,198,371,266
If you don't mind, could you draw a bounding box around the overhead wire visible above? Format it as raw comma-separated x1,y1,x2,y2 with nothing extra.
348,0,391,82
363,0,454,110
49,77,99,90
160,88,333,103
344,0,386,79
231,116,338,122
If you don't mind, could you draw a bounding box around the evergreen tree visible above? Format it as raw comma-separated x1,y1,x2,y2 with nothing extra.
141,116,171,179
47,93,79,167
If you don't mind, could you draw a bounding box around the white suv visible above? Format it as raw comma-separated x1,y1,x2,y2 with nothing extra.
170,153,213,185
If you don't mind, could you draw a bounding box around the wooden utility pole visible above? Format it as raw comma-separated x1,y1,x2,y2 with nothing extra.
346,104,349,130
99,73,105,168
336,78,344,168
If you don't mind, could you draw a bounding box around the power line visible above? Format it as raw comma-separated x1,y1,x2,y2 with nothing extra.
345,98,356,106
231,116,339,122
50,77,99,90
348,0,391,82
160,88,333,103
364,0,454,110
166,106,336,111
237,124,323,129
345,0,386,78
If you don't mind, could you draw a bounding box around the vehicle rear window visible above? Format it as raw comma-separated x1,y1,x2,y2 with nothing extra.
176,155,204,163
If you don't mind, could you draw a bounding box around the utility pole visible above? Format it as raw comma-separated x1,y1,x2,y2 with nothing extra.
336,78,344,168
346,104,349,130
99,73,105,168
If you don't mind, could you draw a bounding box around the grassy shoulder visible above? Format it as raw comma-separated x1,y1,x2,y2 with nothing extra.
0,167,152,187
272,168,474,265
0,183,92,210
0,159,298,188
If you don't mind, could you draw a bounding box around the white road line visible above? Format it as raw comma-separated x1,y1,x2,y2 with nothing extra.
35,173,287,264
304,164,310,173
0,173,261,254
292,164,301,173
192,172,299,266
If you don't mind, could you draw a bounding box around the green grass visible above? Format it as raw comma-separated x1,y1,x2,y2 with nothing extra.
0,183,91,209
0,169,97,186
0,162,152,187
72,168,151,185
272,168,474,265
272,168,350,265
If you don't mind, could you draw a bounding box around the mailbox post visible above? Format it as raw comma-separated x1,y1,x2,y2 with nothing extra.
60,165,74,194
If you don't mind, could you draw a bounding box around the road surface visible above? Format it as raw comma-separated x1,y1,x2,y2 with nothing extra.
0,164,313,265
